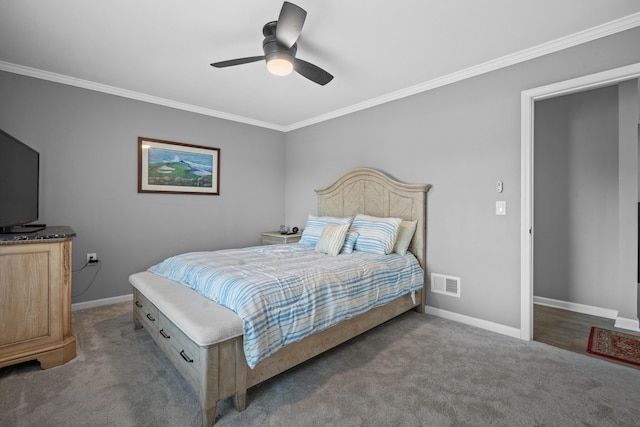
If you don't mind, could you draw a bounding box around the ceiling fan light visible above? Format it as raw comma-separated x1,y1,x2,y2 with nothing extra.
266,57,293,76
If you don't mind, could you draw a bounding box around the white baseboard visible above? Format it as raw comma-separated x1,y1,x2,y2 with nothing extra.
614,316,640,332
533,296,618,319
71,295,639,334
535,296,640,333
72,294,133,311
424,305,521,339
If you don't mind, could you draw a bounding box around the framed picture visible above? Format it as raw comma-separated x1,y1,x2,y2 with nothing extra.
138,137,220,195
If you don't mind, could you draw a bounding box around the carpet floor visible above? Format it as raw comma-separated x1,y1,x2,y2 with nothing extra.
2,302,640,426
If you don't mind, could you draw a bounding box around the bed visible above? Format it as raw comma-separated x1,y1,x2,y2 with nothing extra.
129,167,431,426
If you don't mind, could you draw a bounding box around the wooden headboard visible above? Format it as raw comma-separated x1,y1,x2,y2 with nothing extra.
315,167,431,273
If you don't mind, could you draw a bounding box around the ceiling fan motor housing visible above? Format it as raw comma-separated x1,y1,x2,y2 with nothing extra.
262,21,297,64
263,34,297,64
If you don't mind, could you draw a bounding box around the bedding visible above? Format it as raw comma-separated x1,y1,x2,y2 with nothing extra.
148,243,423,368
341,231,359,254
314,222,350,256
298,214,353,246
130,167,431,427
394,220,418,256
350,214,403,254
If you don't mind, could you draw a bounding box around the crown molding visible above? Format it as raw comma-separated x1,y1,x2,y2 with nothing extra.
0,61,287,132
1,12,639,133
284,12,640,132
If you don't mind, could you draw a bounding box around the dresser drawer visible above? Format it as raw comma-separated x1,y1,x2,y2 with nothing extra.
133,290,159,333
157,313,201,383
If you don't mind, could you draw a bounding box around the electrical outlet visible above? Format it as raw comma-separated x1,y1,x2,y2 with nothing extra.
87,253,98,265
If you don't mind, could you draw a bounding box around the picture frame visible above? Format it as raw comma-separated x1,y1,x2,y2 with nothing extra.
138,137,220,195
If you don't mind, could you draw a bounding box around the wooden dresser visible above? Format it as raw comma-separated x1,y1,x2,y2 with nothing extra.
0,226,77,369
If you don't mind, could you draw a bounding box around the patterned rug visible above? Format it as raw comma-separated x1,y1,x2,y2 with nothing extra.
587,327,640,368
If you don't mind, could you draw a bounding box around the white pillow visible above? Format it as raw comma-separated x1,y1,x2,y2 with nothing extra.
299,214,353,246
315,223,350,256
393,220,417,256
340,231,359,254
350,214,402,255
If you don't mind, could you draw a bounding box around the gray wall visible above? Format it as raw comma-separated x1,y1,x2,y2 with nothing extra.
284,27,640,329
534,86,620,309
2,27,640,330
0,71,286,303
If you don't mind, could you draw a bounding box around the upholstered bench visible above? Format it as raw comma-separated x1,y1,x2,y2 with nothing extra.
129,271,246,427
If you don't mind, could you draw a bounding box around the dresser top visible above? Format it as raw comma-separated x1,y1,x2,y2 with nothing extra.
0,226,76,243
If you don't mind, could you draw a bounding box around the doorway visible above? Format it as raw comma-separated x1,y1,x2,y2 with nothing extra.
520,63,640,340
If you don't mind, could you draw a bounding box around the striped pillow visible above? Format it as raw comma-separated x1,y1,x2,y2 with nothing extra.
340,231,359,254
315,223,350,256
299,214,353,246
350,214,402,255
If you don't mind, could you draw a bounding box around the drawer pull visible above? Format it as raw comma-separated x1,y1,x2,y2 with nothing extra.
135,300,142,308
146,313,156,322
180,350,194,363
159,329,170,339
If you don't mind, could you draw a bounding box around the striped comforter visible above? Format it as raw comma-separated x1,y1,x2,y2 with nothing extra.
148,244,423,368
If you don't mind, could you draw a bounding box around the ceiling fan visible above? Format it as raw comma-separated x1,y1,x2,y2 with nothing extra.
211,2,333,86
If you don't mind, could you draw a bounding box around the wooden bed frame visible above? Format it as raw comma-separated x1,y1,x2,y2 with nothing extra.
130,167,431,426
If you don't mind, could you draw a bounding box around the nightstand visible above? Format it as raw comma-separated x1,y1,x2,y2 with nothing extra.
261,232,302,245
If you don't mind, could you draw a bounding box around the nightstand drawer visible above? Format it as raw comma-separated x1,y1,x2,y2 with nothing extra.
261,232,302,245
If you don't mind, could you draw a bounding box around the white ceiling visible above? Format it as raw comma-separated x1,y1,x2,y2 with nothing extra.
1,1,640,131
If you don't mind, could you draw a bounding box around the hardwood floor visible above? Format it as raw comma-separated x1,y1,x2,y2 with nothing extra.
533,304,640,369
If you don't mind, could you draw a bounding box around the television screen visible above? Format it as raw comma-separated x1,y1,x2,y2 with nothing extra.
0,129,41,233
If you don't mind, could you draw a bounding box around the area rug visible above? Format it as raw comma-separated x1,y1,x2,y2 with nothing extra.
587,326,640,368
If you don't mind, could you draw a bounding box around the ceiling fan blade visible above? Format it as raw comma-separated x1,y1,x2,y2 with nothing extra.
211,56,264,68
293,58,333,86
276,2,306,48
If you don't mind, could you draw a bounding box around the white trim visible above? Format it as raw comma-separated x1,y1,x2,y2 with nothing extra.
0,61,287,133
533,296,618,319
1,13,639,133
72,293,132,311
520,88,535,340
286,13,640,132
520,62,640,340
614,316,640,331
424,305,521,339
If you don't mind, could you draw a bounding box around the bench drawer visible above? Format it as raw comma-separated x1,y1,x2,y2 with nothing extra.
133,290,159,333
157,313,201,383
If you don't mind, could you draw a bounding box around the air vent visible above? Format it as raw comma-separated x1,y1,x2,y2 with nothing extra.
431,273,461,298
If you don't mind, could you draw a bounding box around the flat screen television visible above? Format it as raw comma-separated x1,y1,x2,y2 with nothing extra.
0,129,45,234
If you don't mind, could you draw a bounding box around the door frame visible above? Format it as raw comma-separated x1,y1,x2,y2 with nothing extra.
520,62,640,340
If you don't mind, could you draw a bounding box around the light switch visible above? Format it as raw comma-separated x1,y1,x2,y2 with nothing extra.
496,201,506,215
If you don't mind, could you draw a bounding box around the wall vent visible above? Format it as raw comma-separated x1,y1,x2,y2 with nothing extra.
431,273,461,298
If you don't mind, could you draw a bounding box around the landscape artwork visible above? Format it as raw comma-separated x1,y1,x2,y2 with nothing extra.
138,137,220,195
148,148,212,187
